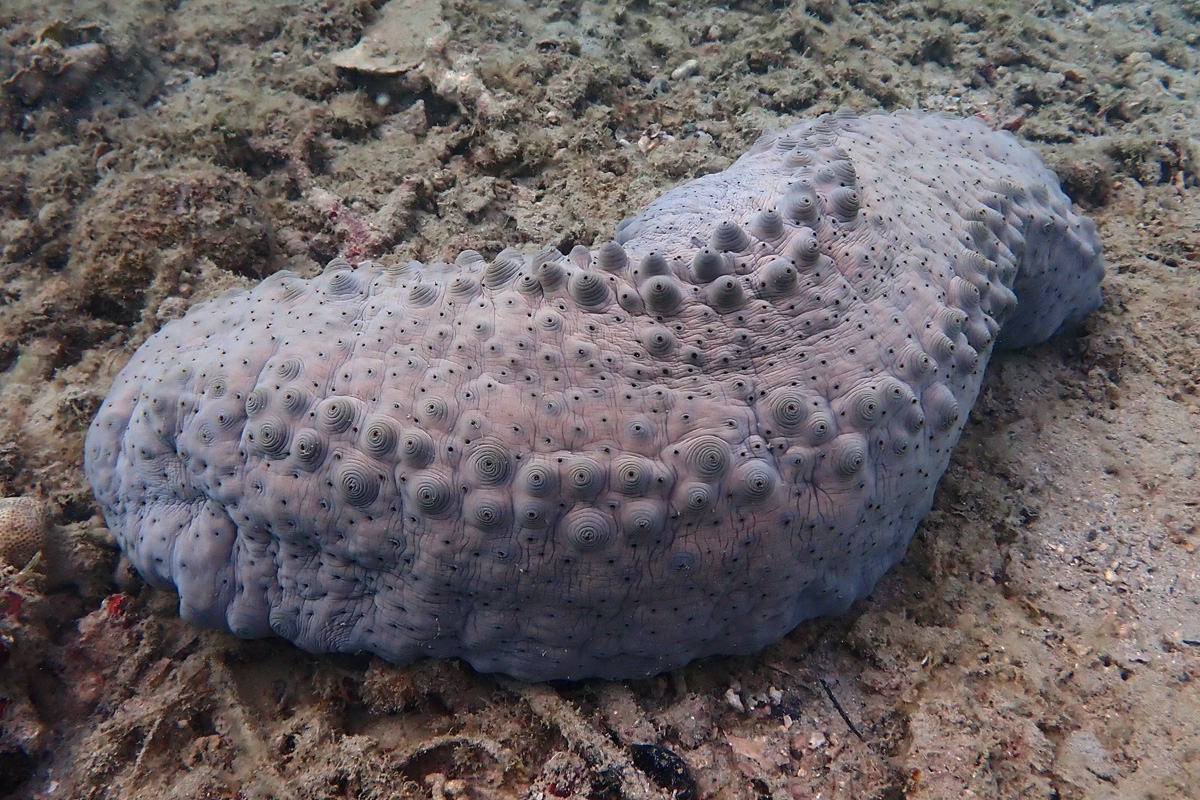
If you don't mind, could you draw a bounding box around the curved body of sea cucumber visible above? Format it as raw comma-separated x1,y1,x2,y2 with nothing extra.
84,112,1103,680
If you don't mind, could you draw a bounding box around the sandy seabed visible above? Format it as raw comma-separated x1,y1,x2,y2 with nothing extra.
0,1,1197,798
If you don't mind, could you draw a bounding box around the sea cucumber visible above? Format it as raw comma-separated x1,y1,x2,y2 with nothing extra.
84,111,1104,680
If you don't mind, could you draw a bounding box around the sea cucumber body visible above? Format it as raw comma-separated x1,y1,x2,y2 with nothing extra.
84,112,1103,680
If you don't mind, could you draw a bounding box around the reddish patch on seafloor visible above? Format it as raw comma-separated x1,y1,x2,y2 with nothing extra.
0,590,23,618
102,593,130,618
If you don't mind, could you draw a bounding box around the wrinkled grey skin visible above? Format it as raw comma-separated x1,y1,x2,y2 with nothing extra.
85,112,1103,680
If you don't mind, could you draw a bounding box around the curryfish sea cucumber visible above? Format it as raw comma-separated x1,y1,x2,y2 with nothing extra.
84,111,1104,680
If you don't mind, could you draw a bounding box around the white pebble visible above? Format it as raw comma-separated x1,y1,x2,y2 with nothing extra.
671,59,699,81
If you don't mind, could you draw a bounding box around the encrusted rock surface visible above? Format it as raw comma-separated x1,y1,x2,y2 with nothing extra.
84,111,1103,680
0,496,48,568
